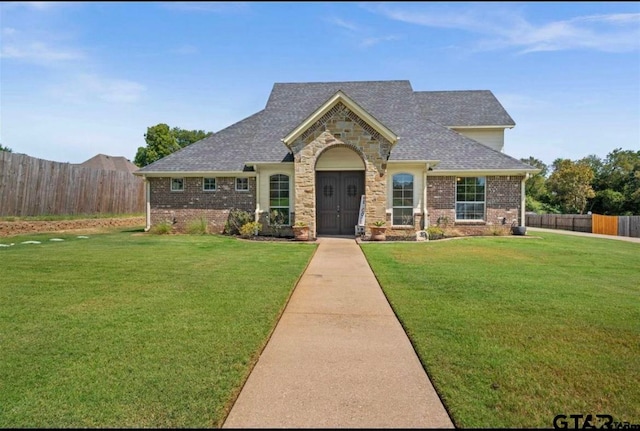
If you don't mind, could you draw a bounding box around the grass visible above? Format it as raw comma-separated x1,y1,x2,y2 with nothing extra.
0,230,316,428
361,232,640,428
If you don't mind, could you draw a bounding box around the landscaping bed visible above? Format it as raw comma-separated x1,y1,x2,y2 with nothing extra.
0,216,145,237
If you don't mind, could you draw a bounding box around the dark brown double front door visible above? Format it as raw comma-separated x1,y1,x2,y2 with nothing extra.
316,171,365,235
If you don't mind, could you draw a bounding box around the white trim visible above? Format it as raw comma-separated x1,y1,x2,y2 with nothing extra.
521,174,527,227
268,173,291,226
455,176,486,222
282,90,398,146
391,172,415,227
144,177,151,232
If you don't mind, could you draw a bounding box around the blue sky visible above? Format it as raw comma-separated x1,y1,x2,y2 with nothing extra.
1,1,639,167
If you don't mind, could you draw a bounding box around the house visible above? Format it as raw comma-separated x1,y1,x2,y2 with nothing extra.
76,154,139,174
134,80,539,239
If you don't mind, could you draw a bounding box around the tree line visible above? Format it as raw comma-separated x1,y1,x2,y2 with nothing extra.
522,148,640,215
133,123,213,167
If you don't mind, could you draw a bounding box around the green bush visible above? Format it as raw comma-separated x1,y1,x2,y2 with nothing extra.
239,221,262,238
186,217,209,235
426,226,444,240
224,209,253,235
150,221,172,235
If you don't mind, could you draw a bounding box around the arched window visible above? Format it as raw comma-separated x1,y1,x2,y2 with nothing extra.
392,173,413,225
269,174,290,225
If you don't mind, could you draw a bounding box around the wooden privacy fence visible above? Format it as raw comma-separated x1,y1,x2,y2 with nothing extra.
526,213,640,238
0,152,144,216
525,214,592,232
592,214,617,236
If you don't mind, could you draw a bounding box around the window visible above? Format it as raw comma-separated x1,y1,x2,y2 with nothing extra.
203,177,216,191
171,178,184,192
392,173,413,225
235,177,249,191
456,177,485,220
269,174,290,225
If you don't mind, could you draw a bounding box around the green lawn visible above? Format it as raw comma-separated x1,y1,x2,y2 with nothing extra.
0,230,316,428
361,233,640,429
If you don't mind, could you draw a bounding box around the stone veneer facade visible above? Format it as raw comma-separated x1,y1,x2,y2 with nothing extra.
289,102,392,239
148,177,255,233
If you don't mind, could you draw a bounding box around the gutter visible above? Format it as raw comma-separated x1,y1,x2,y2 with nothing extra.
143,176,151,232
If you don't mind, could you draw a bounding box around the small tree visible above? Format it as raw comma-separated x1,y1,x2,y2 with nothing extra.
0,144,12,152
547,159,595,214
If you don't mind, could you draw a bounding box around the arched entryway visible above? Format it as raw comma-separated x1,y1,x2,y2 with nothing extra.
315,146,365,235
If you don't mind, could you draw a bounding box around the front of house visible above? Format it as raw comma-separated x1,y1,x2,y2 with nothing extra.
135,80,539,239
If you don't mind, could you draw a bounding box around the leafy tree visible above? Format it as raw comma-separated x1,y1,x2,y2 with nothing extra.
134,124,213,167
583,149,640,215
172,127,212,148
0,144,12,152
547,158,595,214
520,156,558,213
600,148,640,214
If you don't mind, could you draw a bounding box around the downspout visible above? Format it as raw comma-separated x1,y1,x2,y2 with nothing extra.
254,166,261,222
520,173,528,227
144,176,151,232
423,164,429,228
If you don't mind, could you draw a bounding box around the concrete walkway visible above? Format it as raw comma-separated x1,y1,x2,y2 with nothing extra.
222,237,454,429
528,227,640,243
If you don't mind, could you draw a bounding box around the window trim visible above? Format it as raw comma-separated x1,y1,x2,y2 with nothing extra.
269,173,291,226
455,176,486,221
235,177,249,192
202,177,217,192
170,177,184,192
391,173,414,226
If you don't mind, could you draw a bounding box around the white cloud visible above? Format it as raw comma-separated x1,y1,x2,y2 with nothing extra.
327,17,362,32
160,2,249,13
327,15,400,48
0,28,84,64
369,4,640,53
50,74,146,105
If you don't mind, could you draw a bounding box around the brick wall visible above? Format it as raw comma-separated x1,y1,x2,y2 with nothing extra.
426,175,523,232
148,177,256,233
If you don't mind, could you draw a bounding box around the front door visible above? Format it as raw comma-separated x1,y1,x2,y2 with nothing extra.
316,171,365,235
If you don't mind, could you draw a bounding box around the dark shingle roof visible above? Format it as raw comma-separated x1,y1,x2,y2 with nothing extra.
415,90,515,127
77,154,139,173
137,80,533,174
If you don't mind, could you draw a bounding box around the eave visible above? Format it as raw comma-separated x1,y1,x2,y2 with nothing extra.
281,90,399,147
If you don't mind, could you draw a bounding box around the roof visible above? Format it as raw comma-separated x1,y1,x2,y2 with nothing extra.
136,80,534,174
415,90,515,127
78,154,139,173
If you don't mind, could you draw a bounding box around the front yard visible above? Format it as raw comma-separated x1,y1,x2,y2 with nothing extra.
0,231,316,428
361,233,640,428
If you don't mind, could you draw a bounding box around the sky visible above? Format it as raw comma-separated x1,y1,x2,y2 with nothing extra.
1,1,639,167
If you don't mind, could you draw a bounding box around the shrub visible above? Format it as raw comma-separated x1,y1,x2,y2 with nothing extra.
224,209,253,235
426,226,444,240
239,221,262,238
268,209,288,237
186,217,209,235
150,221,172,235
484,224,509,236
